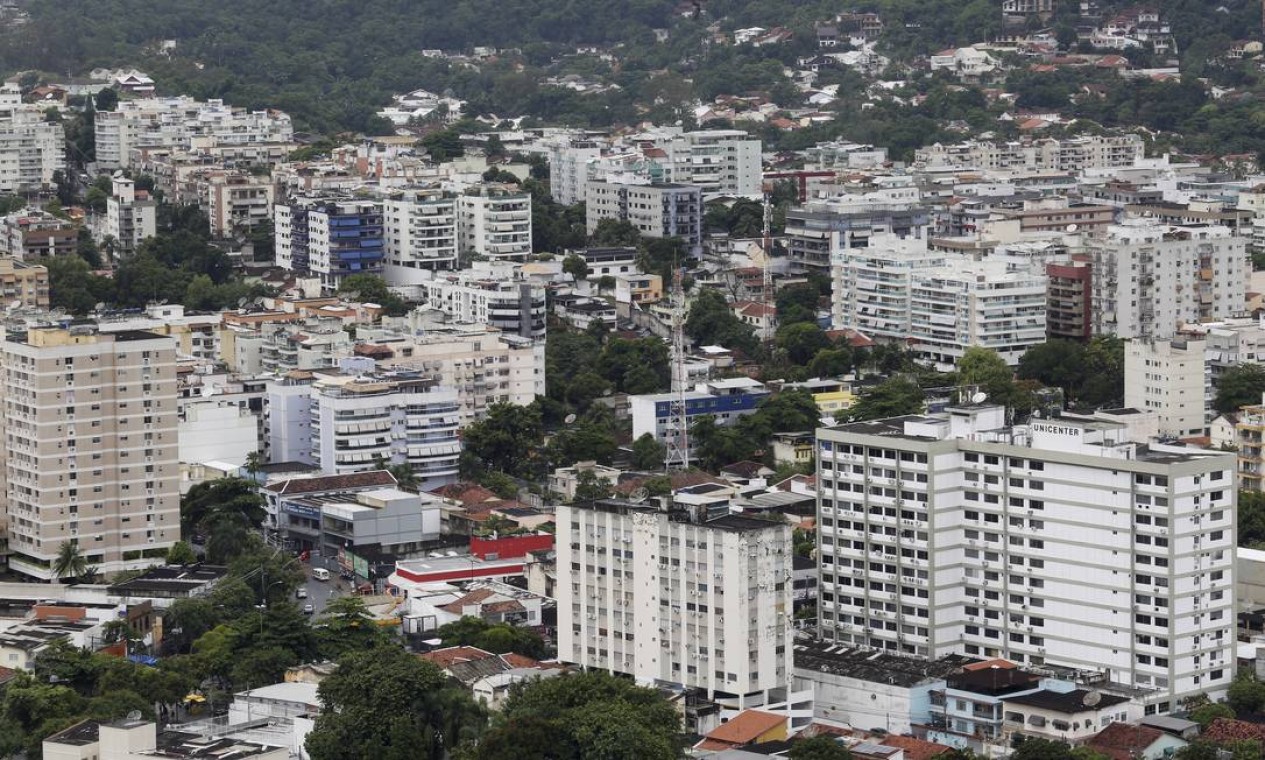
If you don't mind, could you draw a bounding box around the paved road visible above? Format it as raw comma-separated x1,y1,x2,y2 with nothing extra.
295,556,354,616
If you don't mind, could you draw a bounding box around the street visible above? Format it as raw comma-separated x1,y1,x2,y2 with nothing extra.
296,557,354,616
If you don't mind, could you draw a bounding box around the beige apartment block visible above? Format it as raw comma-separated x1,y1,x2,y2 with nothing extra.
1,327,180,579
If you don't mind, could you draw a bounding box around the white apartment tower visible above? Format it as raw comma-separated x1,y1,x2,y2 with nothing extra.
0,84,64,194
383,188,459,280
95,97,294,170
105,175,157,256
816,406,1236,710
1089,221,1248,340
1125,338,1208,438
0,327,180,579
558,499,793,708
458,185,532,261
639,128,763,198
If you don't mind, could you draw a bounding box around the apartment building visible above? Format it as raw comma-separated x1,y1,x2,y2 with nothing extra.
0,210,77,260
816,405,1237,709
275,199,385,292
1124,338,1208,438
362,325,545,424
1088,221,1248,340
558,498,793,708
914,135,1143,174
206,172,275,239
383,188,459,280
458,185,532,261
104,175,157,256
630,378,770,463
633,128,762,198
831,239,1046,368
407,271,547,340
585,181,703,250
1238,400,1265,492
94,96,293,170
0,257,48,309
0,83,64,193
1046,258,1093,342
785,200,929,274
0,327,180,579
265,364,461,490
547,140,604,205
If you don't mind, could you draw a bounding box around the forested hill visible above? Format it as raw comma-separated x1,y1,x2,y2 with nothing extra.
2,0,1261,134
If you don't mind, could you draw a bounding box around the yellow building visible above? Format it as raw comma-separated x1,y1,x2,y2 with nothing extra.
0,257,48,308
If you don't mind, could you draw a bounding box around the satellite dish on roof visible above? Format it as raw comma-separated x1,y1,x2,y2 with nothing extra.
1066,223,1078,233
127,710,142,721
564,413,577,424
1082,690,1102,708
237,297,249,308
630,487,650,503
94,302,105,312
971,392,987,404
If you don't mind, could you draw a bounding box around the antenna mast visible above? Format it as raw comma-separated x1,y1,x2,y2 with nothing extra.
762,190,775,343
665,266,690,471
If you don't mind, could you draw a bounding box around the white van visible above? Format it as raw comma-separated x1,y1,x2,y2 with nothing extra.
311,567,330,581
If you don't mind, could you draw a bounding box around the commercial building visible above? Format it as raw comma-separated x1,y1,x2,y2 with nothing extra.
275,199,385,292
0,327,180,579
1088,221,1248,340
914,135,1143,174
459,185,533,261
630,378,769,463
0,83,65,193
816,405,1237,709
558,498,793,708
585,181,703,250
104,174,157,256
274,486,441,560
1124,338,1208,438
94,96,294,170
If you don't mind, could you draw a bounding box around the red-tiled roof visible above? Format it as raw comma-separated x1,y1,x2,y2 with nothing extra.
420,646,496,668
1087,723,1166,760
263,470,397,494
1204,719,1265,744
881,735,953,760
431,482,500,506
698,710,785,749
439,588,498,614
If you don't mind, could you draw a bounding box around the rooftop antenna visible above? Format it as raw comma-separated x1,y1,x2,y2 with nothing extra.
665,264,690,471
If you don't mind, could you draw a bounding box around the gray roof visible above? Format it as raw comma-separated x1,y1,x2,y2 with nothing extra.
793,639,972,687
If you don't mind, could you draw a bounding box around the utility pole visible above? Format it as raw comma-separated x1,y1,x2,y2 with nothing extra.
761,190,775,343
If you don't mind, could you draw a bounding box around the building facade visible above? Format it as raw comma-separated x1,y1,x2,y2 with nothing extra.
630,378,770,463
206,172,275,239
275,199,385,292
383,188,460,279
104,175,157,256
816,406,1237,709
585,181,703,250
558,499,793,708
0,327,180,579
95,96,293,170
459,185,533,261
0,83,65,194
914,135,1143,174
1124,338,1208,438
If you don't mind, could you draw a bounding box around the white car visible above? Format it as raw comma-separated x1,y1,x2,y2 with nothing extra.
296,587,308,599
303,604,315,615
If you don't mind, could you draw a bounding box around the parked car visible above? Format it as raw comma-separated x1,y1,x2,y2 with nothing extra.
303,604,315,615
296,587,308,599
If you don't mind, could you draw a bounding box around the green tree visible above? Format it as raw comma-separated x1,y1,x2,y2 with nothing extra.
686,289,759,356
562,253,589,280
849,377,926,421
1078,336,1125,408
1191,702,1236,727
52,541,88,582
1216,364,1265,413
435,616,549,659
790,734,853,760
180,477,267,563
776,283,821,326
307,645,485,760
632,433,666,471
957,346,1029,414
166,541,198,566
1241,490,1265,548
461,402,545,479
316,597,387,658
572,469,614,502
338,273,409,317
478,671,681,760
590,218,640,247
94,88,118,112
777,322,831,365
1018,340,1086,392
808,347,853,378
1228,670,1265,715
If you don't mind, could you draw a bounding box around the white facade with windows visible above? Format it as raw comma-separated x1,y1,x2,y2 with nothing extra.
1089,221,1248,340
458,186,532,261
95,96,293,170
383,189,459,279
1125,338,1208,438
0,84,64,194
815,405,1236,710
558,499,793,708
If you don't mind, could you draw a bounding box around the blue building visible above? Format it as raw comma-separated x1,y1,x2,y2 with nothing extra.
276,199,385,293
630,377,769,462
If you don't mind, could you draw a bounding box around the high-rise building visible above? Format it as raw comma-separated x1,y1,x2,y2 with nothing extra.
275,199,385,292
406,270,547,341
1046,257,1093,342
1088,221,1247,340
632,128,763,198
1124,338,1208,438
585,181,703,250
0,83,65,194
95,96,293,170
785,200,929,274
206,172,275,239
0,327,180,579
458,185,533,262
383,188,459,280
914,135,1142,173
0,210,78,261
104,175,157,256
558,498,793,708
815,405,1236,709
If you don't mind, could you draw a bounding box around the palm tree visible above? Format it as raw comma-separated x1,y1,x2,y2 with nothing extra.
53,541,87,581
244,451,265,483
386,463,419,493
